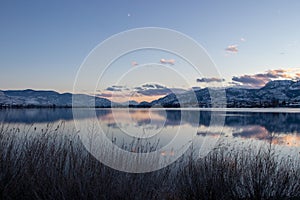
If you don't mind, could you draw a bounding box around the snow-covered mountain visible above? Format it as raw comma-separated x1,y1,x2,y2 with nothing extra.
150,80,300,108
0,89,111,107
2,80,300,108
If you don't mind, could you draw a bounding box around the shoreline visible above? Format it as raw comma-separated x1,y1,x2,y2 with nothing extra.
2,106,300,113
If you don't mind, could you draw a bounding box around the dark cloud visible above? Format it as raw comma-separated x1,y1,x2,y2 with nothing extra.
142,84,156,88
102,83,187,97
141,84,167,89
106,87,122,92
135,84,170,96
255,73,277,79
196,77,225,83
232,75,268,87
134,86,143,90
154,84,165,89
132,84,186,96
106,85,129,92
231,69,299,88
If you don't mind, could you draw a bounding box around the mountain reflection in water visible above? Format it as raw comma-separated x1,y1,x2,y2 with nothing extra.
0,108,300,147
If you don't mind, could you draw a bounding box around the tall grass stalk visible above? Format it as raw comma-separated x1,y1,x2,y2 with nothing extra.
0,123,299,200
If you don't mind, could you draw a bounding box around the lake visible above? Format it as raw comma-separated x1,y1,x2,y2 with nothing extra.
1,108,300,146
2,108,300,198
1,108,299,160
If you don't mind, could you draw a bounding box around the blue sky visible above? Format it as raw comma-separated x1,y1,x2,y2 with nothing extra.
0,0,300,98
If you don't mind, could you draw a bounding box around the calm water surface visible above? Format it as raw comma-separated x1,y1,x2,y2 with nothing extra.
1,108,300,157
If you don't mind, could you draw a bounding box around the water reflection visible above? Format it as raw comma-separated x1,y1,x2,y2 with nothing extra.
0,108,300,147
0,108,110,123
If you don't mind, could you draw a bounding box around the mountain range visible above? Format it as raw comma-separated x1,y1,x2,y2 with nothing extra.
0,89,111,108
1,80,300,108
152,80,300,108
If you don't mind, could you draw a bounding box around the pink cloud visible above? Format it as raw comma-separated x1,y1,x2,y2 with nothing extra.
225,45,238,53
131,61,138,66
160,58,175,65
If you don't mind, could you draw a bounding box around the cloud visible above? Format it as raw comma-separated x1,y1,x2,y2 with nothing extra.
232,68,300,87
196,77,225,83
232,75,269,87
142,84,165,89
99,83,187,99
134,84,169,96
131,61,138,66
141,84,155,88
225,38,245,54
106,85,129,92
225,45,238,53
97,85,139,99
106,87,122,92
160,58,175,65
133,83,186,96
97,84,187,102
280,73,293,79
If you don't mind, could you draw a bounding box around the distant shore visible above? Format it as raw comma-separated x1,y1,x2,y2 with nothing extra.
1,105,300,110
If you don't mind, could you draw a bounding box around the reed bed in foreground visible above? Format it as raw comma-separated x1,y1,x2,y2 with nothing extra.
0,123,299,200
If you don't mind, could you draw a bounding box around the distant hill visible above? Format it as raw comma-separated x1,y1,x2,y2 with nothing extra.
2,80,300,108
0,89,111,108
150,80,300,108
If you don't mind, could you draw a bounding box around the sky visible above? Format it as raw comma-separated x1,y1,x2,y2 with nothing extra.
1,0,300,102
